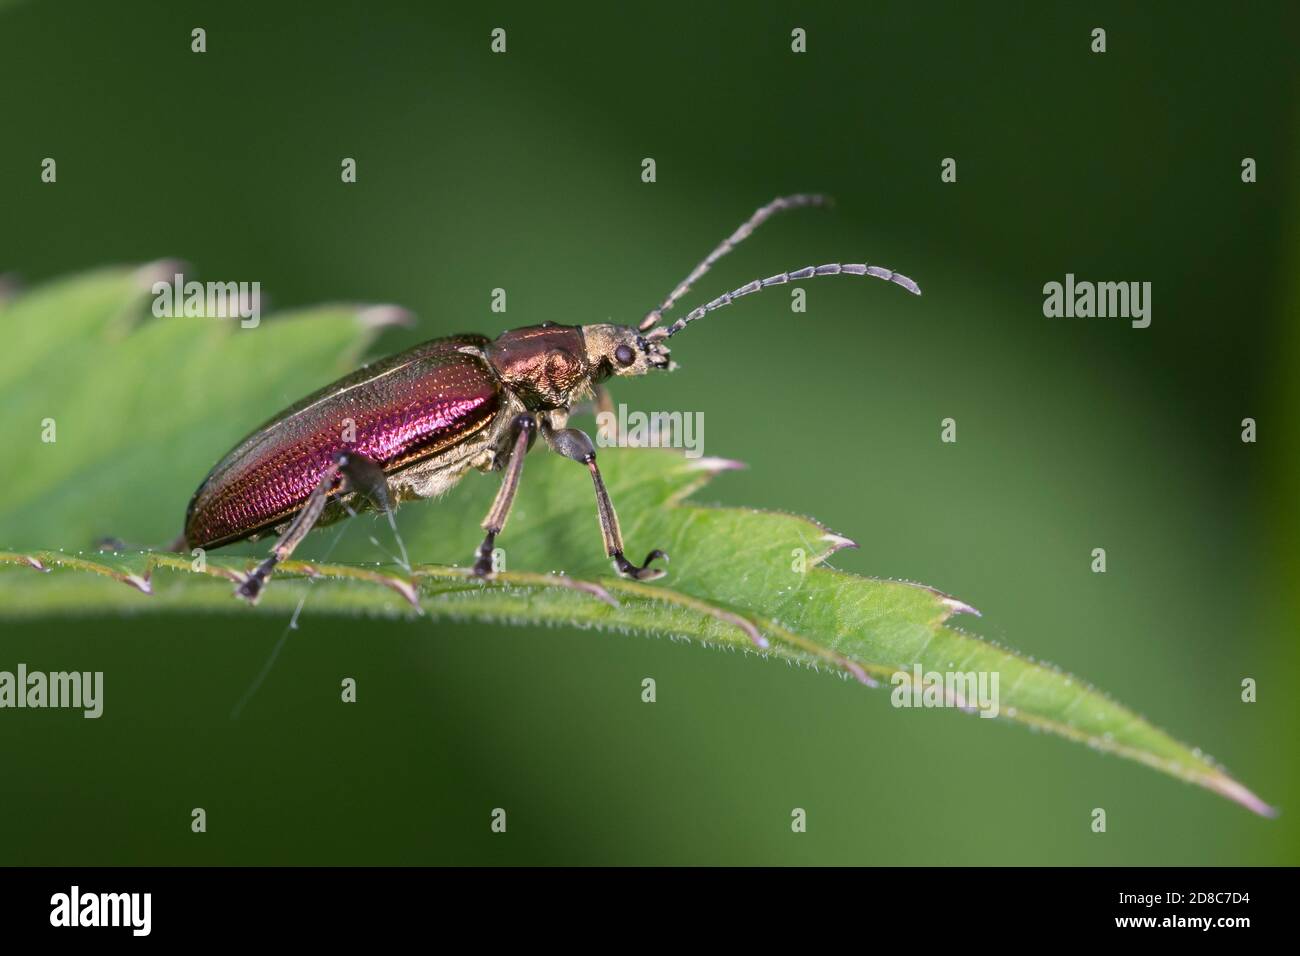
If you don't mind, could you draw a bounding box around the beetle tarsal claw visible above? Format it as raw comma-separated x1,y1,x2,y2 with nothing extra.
470,549,494,578
235,557,277,604
614,549,668,581
234,578,263,604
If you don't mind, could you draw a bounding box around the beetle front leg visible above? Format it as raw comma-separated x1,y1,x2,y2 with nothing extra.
472,414,536,577
542,423,667,581
591,383,618,444
236,450,388,603
571,383,618,442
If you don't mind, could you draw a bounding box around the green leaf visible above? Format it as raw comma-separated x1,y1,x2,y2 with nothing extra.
0,266,1275,818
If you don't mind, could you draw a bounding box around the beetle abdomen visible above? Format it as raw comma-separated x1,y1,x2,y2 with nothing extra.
184,337,501,549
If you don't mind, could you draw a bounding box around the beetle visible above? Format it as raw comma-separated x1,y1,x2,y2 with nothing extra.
180,194,920,605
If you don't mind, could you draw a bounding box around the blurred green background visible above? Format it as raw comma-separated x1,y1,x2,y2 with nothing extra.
1,0,1297,864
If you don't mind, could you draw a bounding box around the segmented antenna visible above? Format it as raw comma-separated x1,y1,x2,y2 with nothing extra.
646,263,921,340
638,193,831,332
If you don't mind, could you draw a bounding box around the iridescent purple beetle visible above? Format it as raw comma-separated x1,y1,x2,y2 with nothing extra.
181,195,920,603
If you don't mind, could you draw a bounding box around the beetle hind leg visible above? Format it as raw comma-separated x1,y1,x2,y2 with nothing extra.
472,414,537,577
236,450,390,604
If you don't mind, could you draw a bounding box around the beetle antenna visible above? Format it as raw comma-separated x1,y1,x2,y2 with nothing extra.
646,262,921,340
638,193,832,332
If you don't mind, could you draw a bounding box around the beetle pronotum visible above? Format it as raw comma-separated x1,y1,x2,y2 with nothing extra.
180,194,920,609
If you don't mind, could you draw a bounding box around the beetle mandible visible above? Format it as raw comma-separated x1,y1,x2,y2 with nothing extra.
180,194,921,605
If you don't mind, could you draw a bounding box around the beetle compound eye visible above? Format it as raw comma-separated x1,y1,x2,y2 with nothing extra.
615,344,636,367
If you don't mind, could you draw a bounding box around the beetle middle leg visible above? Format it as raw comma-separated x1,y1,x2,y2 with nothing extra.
542,422,667,581
472,414,537,577
236,450,390,603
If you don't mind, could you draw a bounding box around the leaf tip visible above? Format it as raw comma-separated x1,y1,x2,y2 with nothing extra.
820,531,859,553
941,595,981,618
124,573,152,595
904,581,982,618
387,576,422,611
1204,774,1279,819
576,580,620,608
357,305,416,329
688,456,747,473
845,661,879,688
133,259,188,291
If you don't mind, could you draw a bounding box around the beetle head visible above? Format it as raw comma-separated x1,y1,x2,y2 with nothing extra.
581,324,673,379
